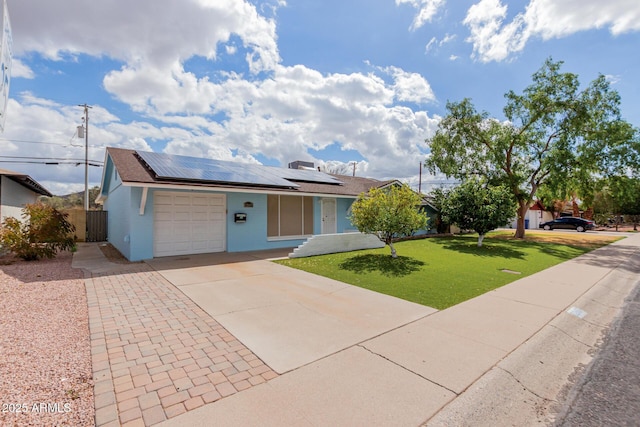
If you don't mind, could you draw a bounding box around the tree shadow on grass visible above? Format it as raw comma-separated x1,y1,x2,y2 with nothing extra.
433,240,527,259
339,254,425,277
432,237,587,261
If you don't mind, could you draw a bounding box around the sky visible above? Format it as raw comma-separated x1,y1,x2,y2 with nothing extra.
1,0,639,195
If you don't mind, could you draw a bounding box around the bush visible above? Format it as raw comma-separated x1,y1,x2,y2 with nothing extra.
0,203,76,260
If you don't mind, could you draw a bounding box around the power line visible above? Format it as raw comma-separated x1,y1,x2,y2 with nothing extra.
0,160,102,166
0,137,80,147
0,155,103,163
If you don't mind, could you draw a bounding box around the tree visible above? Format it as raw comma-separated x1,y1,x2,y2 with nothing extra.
440,179,515,247
350,184,428,258
429,187,452,234
426,58,639,238
0,203,76,260
40,186,103,210
594,176,640,231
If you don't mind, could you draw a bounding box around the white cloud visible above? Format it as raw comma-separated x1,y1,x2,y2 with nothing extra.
139,63,439,178
425,37,438,52
425,33,457,53
605,74,621,85
396,0,446,31
463,0,528,62
525,0,640,38
10,0,281,73
464,0,640,62
385,66,436,103
10,59,35,79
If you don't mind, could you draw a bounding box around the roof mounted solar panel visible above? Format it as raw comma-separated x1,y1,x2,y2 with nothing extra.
277,168,343,184
136,151,299,188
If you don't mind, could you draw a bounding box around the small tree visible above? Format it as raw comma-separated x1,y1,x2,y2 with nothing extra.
350,184,428,258
0,203,76,260
440,179,516,247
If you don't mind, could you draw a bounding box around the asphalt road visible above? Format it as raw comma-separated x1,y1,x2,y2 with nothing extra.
554,281,640,426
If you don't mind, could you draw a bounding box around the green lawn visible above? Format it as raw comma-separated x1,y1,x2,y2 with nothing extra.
276,233,619,310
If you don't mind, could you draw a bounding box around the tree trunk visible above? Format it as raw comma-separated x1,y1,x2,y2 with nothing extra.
514,200,528,239
477,233,485,247
388,241,397,258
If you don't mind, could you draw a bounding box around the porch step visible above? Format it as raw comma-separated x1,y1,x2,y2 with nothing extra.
289,233,385,258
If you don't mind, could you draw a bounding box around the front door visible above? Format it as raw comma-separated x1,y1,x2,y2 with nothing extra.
321,198,337,234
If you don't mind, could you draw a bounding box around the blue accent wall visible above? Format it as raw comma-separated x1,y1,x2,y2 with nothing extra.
226,192,267,252
337,198,355,232
103,171,131,260
130,187,155,261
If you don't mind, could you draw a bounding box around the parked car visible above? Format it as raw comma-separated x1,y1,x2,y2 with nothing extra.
539,217,595,232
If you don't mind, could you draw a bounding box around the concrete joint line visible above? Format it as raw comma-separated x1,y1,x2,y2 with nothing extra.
497,365,557,404
356,344,459,396
548,323,599,348
489,294,555,311
587,296,624,310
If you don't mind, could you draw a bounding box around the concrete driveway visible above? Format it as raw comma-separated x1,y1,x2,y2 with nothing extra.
146,249,435,374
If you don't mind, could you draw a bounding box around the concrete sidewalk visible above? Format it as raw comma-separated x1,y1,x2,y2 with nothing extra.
158,233,640,427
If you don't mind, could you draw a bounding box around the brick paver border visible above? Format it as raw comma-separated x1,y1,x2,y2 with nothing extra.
85,264,277,426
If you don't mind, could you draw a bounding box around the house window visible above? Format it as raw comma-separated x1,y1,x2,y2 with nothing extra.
267,195,314,238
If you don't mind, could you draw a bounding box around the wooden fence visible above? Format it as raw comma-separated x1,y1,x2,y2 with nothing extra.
65,209,107,242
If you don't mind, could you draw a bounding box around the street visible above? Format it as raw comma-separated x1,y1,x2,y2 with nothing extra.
554,282,640,426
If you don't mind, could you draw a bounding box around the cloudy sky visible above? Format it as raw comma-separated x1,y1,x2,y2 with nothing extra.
2,0,639,195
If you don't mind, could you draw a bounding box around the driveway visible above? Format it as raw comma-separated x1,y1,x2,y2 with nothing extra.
146,249,436,374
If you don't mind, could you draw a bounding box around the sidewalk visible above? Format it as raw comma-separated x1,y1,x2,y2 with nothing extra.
155,233,640,426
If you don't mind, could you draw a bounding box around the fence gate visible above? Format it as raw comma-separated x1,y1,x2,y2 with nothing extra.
86,211,108,242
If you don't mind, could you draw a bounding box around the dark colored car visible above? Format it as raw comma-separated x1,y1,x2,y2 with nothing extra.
539,217,595,232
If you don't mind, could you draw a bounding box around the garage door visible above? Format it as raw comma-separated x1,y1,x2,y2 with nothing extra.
154,192,226,257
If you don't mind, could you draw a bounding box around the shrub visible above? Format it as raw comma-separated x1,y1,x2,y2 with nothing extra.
0,203,76,260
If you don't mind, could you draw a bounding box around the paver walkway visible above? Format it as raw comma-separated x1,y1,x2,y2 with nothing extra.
76,245,277,426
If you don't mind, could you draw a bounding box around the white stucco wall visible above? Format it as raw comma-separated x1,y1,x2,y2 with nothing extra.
510,209,553,230
0,176,38,221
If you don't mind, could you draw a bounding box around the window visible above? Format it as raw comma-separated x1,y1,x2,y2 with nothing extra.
267,195,314,238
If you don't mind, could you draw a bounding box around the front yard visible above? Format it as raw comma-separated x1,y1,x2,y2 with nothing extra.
276,232,622,310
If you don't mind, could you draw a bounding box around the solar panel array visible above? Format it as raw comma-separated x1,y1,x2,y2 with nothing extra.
136,151,343,188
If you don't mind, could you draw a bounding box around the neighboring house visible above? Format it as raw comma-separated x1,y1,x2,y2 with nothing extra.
96,148,436,261
0,168,52,221
509,200,554,230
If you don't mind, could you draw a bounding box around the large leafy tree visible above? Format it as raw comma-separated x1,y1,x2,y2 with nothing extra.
350,184,428,258
440,179,515,247
426,58,639,238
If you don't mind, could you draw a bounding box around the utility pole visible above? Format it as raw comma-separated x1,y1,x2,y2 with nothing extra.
419,161,422,194
352,162,356,177
78,104,92,211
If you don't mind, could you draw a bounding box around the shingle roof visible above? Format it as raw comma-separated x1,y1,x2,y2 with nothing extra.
0,168,53,197
106,147,388,197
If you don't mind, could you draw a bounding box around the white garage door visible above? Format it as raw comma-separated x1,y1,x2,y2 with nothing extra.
154,192,226,257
